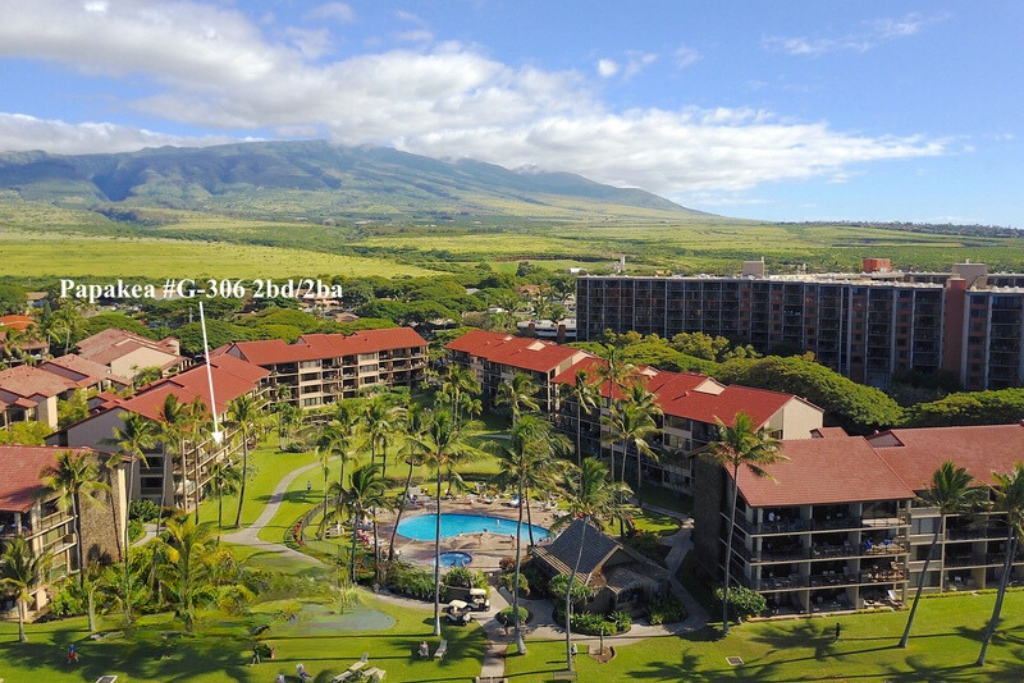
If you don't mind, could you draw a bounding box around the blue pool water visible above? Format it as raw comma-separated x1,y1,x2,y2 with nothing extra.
435,551,473,568
397,513,549,541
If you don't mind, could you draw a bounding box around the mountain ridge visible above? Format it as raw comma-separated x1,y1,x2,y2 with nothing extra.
0,139,708,220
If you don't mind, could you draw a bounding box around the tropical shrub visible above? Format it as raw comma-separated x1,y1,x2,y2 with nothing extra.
497,605,530,626
570,612,618,636
499,572,529,597
645,594,687,624
548,573,595,602
128,518,146,542
129,499,161,522
715,585,767,621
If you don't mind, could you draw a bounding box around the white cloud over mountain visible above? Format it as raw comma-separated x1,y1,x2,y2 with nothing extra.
0,0,946,198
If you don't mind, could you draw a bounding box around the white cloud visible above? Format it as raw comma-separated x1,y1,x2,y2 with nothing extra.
0,1,947,197
674,45,700,69
305,2,355,24
395,29,433,44
765,12,950,57
623,52,656,79
596,58,619,78
0,113,239,155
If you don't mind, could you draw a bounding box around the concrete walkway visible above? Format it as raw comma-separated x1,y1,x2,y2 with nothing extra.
220,459,323,565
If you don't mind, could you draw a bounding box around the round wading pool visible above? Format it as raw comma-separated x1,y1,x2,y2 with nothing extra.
435,551,473,568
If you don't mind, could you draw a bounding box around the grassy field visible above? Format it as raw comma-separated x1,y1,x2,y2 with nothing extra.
0,230,441,279
506,592,1024,683
6,199,1024,281
0,593,484,683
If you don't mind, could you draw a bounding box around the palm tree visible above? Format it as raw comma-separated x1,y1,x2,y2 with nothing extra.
158,394,190,529
39,450,110,588
362,393,405,477
388,403,429,562
186,396,212,523
0,538,52,642
277,403,302,449
338,464,386,584
44,298,86,354
976,463,1024,666
495,371,540,425
554,458,631,668
207,460,243,531
704,411,786,636
226,393,264,529
153,518,217,633
318,422,358,533
439,363,480,425
106,413,158,569
899,461,982,648
603,395,660,490
415,407,469,636
558,368,601,464
491,416,561,655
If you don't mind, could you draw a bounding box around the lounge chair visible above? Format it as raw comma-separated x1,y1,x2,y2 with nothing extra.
363,668,385,682
434,639,448,660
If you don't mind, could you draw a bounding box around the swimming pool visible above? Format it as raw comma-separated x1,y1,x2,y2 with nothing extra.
397,513,549,541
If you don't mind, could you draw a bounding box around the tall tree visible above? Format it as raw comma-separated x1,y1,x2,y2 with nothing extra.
491,416,563,655
595,348,636,486
158,394,190,529
602,396,660,492
186,397,212,523
495,371,540,425
900,461,982,648
0,537,52,642
39,450,110,588
704,412,786,636
153,518,218,633
334,464,386,584
976,463,1024,666
207,460,243,532
415,407,469,636
362,393,405,477
226,393,264,529
438,363,480,425
554,458,631,670
558,368,601,464
318,420,358,534
106,413,158,568
388,403,429,563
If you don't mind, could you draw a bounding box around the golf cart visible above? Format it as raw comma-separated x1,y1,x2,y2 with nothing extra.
444,600,474,625
447,586,491,611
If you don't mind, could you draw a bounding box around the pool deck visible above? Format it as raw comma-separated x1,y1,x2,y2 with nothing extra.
378,498,563,572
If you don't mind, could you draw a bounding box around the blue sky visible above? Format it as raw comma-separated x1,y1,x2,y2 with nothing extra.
0,1,1020,226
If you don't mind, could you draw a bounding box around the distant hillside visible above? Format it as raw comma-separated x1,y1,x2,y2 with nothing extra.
0,140,706,221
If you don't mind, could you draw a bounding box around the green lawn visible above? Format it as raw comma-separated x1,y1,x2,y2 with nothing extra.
0,593,484,683
639,484,694,517
505,592,1024,683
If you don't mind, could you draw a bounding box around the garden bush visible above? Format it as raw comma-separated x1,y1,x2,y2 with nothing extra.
716,586,767,621
645,594,687,624
499,572,529,597
387,564,447,601
129,499,161,522
570,612,618,636
128,518,146,543
497,605,530,626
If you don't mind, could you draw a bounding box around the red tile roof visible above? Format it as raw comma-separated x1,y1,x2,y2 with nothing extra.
39,355,132,388
811,427,850,439
732,437,916,507
870,424,1024,490
732,423,1024,508
99,355,269,422
551,356,808,428
76,328,182,366
446,330,586,374
0,315,35,332
224,328,427,366
0,364,75,398
0,445,97,513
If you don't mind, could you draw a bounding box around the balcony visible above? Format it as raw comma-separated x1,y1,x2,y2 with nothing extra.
947,525,1010,542
737,512,907,536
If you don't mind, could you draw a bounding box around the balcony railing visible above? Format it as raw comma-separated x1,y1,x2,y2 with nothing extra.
748,541,907,563
737,512,908,536
753,569,907,591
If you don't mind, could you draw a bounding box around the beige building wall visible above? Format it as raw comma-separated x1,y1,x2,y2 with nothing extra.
772,398,824,439
110,347,179,379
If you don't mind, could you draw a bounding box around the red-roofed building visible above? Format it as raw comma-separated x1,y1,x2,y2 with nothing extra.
0,329,49,367
445,329,590,412
0,364,79,429
216,327,427,408
0,445,127,620
38,354,132,393
693,423,1024,615
49,356,270,511
551,356,823,494
75,328,185,381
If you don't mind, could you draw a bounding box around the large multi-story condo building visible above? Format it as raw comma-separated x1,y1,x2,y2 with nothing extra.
445,330,823,492
216,329,428,408
0,445,126,620
577,259,1024,390
552,357,823,493
693,423,1024,614
445,330,590,413
50,355,269,510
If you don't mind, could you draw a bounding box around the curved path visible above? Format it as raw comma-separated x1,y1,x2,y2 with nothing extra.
220,459,323,565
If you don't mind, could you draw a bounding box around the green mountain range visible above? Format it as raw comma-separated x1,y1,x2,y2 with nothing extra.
0,140,702,221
